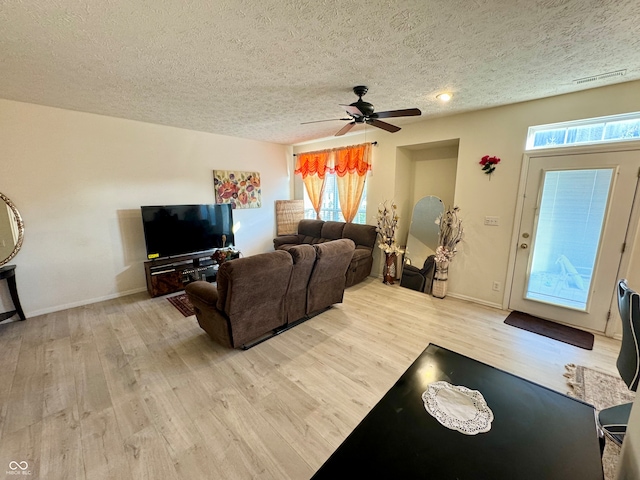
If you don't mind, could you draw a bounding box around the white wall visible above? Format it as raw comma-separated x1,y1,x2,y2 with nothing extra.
293,80,640,312
0,99,290,317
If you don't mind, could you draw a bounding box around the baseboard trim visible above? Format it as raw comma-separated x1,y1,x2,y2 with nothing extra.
445,292,503,310
27,287,148,318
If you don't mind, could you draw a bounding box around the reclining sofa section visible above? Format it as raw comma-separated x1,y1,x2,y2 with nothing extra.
273,219,377,287
185,239,355,349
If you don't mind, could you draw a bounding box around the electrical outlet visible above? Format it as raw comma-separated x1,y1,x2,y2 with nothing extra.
492,281,501,291
484,216,500,226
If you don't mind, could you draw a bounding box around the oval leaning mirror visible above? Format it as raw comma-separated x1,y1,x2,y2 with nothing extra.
401,196,444,293
0,193,25,267
405,196,444,268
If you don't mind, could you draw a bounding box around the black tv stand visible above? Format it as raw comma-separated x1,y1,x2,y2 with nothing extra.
144,251,218,297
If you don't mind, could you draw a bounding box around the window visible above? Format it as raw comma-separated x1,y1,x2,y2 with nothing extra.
303,174,368,224
526,112,640,150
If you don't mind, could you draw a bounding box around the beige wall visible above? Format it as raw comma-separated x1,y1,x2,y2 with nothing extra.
293,80,640,316
411,147,458,209
392,143,458,250
0,99,290,317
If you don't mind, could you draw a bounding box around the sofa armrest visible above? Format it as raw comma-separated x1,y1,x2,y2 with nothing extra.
185,281,236,348
185,280,219,307
274,235,301,249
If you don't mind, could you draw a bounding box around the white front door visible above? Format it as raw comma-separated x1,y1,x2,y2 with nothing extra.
509,150,640,332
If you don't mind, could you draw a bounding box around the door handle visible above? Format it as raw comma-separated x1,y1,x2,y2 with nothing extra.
520,243,529,249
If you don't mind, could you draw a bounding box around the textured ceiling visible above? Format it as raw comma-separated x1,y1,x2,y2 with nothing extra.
1,0,639,145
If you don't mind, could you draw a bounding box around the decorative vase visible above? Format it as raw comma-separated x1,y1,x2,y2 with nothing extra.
432,260,449,298
383,252,397,285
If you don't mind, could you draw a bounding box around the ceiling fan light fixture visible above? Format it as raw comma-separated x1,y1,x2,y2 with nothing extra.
437,93,453,102
303,86,421,136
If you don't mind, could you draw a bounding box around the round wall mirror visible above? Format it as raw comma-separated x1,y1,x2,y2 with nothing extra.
0,193,25,267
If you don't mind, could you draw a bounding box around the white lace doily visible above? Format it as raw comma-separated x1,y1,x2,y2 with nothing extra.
422,381,494,435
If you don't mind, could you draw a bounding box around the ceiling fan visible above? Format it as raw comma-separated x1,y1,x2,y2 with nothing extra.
302,86,422,136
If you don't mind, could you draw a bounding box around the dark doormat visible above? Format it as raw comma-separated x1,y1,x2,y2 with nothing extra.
504,311,594,350
167,293,195,317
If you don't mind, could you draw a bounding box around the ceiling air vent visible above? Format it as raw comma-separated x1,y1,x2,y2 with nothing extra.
573,69,627,85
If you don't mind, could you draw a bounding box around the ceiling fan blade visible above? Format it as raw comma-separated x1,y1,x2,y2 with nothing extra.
373,108,422,119
339,104,363,116
335,122,356,136
301,118,351,124
367,119,401,133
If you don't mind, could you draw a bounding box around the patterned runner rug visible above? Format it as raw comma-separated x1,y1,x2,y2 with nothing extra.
167,293,195,317
565,364,636,480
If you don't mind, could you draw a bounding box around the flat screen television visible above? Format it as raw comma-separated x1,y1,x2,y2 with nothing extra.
141,204,234,260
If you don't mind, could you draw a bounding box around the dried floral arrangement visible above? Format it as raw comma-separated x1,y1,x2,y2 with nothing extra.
375,201,405,255
435,206,463,263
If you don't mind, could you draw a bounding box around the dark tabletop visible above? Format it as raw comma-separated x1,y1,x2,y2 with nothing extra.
312,344,603,480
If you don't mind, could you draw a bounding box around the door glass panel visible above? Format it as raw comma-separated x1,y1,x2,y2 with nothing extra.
525,168,614,310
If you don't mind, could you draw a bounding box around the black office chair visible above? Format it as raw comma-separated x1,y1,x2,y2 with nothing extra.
598,279,640,446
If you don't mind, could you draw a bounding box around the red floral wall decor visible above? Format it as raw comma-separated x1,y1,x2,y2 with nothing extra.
479,155,501,176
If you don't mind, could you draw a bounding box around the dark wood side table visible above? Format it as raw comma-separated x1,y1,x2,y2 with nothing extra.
0,265,26,321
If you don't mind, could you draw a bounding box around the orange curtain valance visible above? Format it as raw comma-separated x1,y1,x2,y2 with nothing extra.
295,143,372,179
294,151,331,179
334,143,371,177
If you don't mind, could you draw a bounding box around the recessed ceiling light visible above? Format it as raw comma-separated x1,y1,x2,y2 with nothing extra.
437,93,452,102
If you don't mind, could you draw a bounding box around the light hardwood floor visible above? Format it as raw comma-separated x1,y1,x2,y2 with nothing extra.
0,278,622,479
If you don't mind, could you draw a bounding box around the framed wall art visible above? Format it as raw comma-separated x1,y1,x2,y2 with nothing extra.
213,170,261,209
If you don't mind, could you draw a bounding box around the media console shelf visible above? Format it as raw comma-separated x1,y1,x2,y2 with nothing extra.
144,251,218,297
144,249,241,297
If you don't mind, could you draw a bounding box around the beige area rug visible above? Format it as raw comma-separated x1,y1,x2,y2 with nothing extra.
565,364,636,480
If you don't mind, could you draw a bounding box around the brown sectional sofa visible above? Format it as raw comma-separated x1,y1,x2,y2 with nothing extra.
273,219,377,287
185,239,355,349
